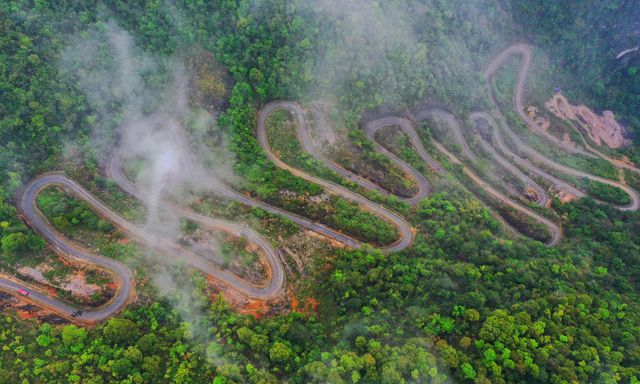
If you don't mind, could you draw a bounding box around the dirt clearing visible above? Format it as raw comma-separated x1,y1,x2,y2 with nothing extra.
544,94,629,148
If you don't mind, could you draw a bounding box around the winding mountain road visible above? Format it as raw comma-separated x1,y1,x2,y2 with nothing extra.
488,43,640,178
307,110,432,205
5,43,639,324
430,136,562,246
413,109,562,245
364,116,446,188
339,103,560,244
573,124,640,175
3,102,421,323
470,113,551,207
11,172,286,323
485,46,640,211
485,44,594,158
257,101,415,253
8,174,134,323
416,109,480,164
471,111,586,199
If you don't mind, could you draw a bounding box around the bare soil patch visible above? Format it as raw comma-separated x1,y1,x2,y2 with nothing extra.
544,94,629,149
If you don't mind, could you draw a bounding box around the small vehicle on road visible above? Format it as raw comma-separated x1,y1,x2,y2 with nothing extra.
17,288,29,296
71,310,83,318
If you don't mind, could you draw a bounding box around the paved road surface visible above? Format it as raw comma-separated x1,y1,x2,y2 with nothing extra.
11,174,134,324
471,111,586,199
485,44,594,158
257,101,415,253
484,47,640,211
470,113,550,207
10,173,290,323
6,44,640,324
307,110,430,204
413,110,562,246
485,43,640,180
363,116,446,206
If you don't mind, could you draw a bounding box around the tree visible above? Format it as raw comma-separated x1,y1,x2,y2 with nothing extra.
269,342,293,363
479,310,517,344
460,363,477,380
103,318,139,345
380,366,403,384
1,233,29,255
61,325,87,353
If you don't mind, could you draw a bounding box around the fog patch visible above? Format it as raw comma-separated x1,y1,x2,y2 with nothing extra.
59,20,235,352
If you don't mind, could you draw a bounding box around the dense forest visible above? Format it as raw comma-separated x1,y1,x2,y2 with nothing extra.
1,0,640,383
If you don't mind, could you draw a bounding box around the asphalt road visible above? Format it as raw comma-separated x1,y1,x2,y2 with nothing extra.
306,109,418,201
413,109,563,246
471,111,586,200
11,174,135,324
11,172,291,323
303,112,432,205
469,113,550,207
256,101,415,253
4,102,423,324
363,116,443,205
484,44,594,158
484,46,640,211
6,44,639,324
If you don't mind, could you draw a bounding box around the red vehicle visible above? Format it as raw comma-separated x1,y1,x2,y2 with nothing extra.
17,288,29,296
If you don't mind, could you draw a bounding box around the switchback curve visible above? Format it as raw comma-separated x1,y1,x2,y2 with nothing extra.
7,43,639,325
414,109,562,246
257,101,415,253
470,113,551,208
485,45,640,211
8,172,286,323
485,44,594,158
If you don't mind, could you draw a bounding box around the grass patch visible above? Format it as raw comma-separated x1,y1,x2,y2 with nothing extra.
579,179,631,206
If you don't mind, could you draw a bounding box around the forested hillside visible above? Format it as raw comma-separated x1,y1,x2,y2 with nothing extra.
1,1,639,383
510,0,640,133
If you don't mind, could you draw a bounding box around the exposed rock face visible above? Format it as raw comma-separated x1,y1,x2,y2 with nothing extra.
544,94,629,149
